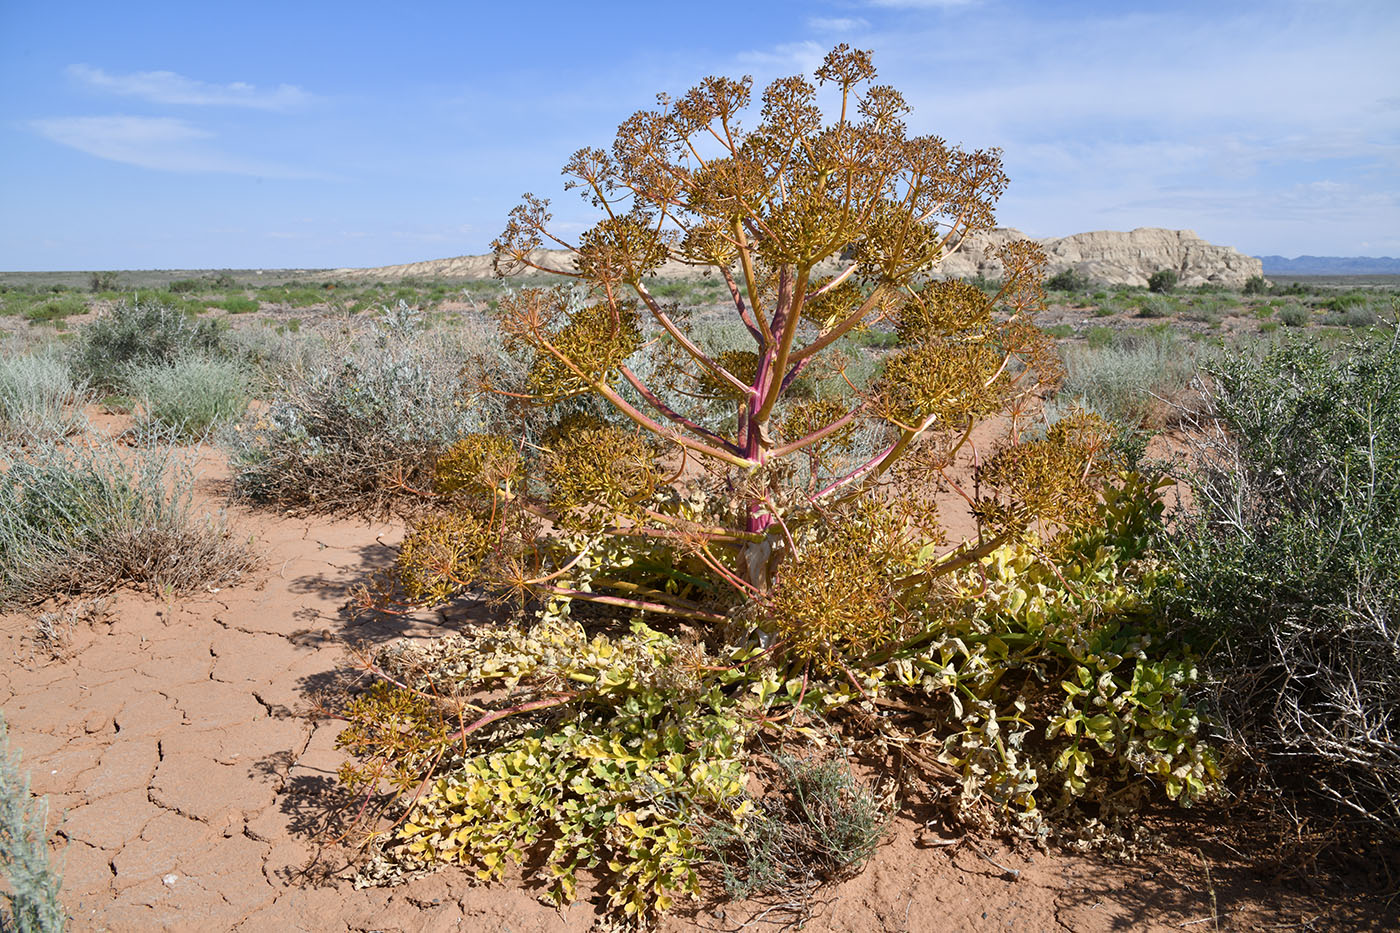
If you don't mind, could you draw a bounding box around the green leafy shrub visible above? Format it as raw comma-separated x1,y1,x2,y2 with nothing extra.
1243,275,1267,296
1276,304,1309,327
1168,326,1400,833
0,439,256,607
130,357,250,441
0,355,88,443
231,305,494,513
1045,267,1093,293
343,621,752,918
68,299,226,390
1147,269,1178,293
0,716,65,933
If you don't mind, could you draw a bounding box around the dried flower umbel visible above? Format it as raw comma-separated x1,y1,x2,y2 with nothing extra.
398,45,1090,654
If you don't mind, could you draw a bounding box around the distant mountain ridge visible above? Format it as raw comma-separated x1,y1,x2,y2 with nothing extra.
1258,255,1400,275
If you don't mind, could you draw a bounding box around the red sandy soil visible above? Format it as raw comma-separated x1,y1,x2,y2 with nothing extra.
0,436,1392,932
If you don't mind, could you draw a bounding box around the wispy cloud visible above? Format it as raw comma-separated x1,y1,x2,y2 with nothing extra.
31,115,317,178
866,0,981,8
735,41,827,73
67,64,313,110
808,16,870,33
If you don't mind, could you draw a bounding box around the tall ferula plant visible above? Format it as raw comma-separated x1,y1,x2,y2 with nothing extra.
397,46,1110,670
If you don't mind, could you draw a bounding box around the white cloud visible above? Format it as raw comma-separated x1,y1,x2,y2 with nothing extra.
68,64,313,110
808,16,870,33
31,115,316,178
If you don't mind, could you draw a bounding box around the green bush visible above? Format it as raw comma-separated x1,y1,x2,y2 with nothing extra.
0,716,65,933
1168,327,1400,833
0,355,88,443
1243,275,1267,296
215,296,260,314
1147,269,1178,293
1276,304,1309,327
0,439,256,607
68,299,226,390
1045,267,1093,293
23,297,87,326
130,357,250,441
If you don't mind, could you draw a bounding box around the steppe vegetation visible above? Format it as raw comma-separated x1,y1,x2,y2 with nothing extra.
2,48,1399,933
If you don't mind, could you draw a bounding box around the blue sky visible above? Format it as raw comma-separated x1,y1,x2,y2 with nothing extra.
1,0,1396,270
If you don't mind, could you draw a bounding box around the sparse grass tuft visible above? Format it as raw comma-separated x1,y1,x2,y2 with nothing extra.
129,357,250,441
0,355,88,443
0,715,66,932
1058,329,1199,427
707,750,886,907
0,439,256,607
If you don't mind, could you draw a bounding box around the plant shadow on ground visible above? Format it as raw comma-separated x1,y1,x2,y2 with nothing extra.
265,538,517,884
1048,804,1400,932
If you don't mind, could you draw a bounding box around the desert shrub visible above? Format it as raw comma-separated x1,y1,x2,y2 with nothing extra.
338,47,1216,924
231,304,496,513
0,439,256,607
1180,297,1224,326
1148,269,1178,293
1322,304,1380,328
1322,290,1370,312
1168,326,1400,833
68,298,225,390
1243,275,1267,296
1134,295,1175,318
224,322,326,386
706,750,886,905
1059,329,1199,426
88,271,118,293
1045,267,1093,293
0,355,88,443
1276,304,1309,327
129,357,250,441
0,716,65,933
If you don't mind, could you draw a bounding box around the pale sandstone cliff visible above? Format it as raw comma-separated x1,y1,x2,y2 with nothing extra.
325,227,1261,288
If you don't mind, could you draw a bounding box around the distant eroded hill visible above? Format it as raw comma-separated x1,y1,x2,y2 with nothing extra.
324,227,1262,288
